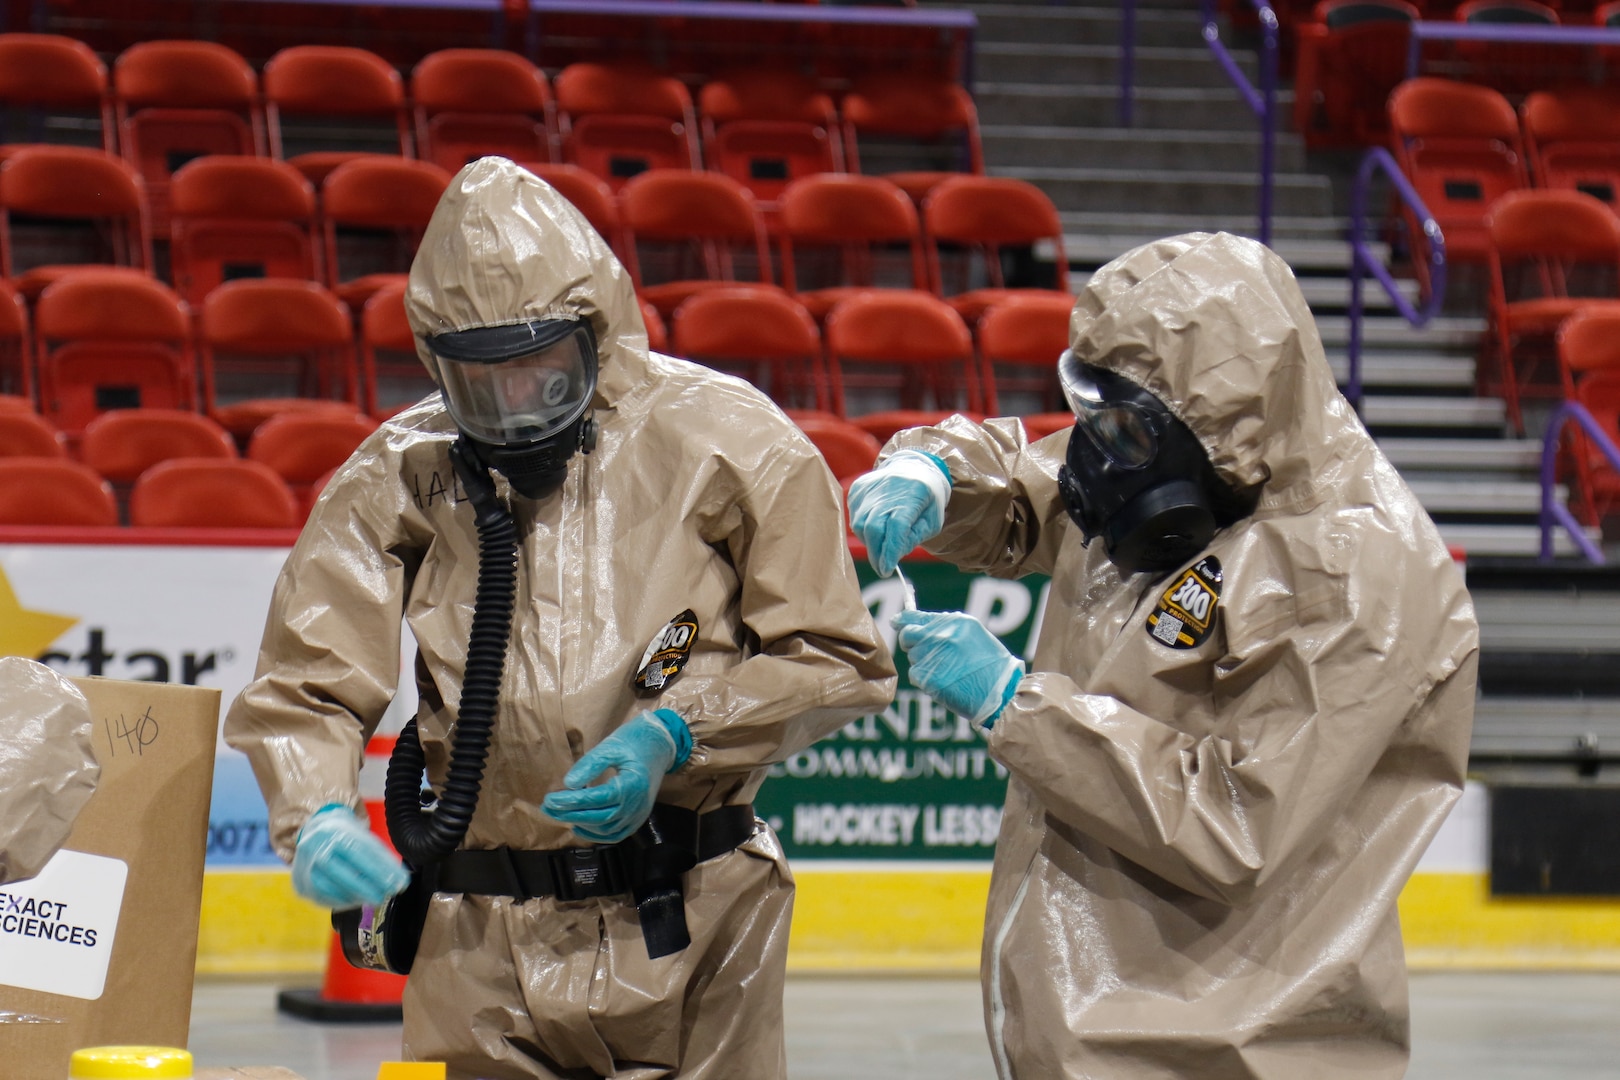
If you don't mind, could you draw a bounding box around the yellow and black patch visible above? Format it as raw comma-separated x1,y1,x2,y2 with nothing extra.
634,609,698,694
1145,557,1222,649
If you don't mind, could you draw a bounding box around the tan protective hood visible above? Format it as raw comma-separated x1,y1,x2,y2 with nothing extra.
1068,230,1362,506
0,657,98,884
405,157,647,410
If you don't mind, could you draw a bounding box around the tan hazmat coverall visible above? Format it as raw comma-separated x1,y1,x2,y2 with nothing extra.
226,158,896,1079
0,656,98,885
888,232,1478,1079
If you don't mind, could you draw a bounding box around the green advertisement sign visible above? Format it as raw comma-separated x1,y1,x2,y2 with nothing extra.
754,561,1050,862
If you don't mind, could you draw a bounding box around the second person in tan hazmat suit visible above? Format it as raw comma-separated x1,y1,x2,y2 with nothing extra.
848,232,1478,1078
225,157,896,1079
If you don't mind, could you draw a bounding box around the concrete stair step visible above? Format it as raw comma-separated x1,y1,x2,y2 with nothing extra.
1296,274,1421,312
1360,394,1506,431
983,124,1307,173
1315,314,1485,349
1057,210,1342,245
1407,478,1560,517
975,82,1294,131
1063,232,1381,273
1475,590,1620,651
1379,437,1542,473
1326,353,1476,389
1439,522,1600,558
1471,697,1620,760
994,164,1332,218
977,42,1257,89
969,4,1202,48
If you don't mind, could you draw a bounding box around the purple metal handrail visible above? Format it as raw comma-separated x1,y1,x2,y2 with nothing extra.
1540,401,1620,563
1199,0,1277,246
1346,146,1446,411
1407,21,1620,78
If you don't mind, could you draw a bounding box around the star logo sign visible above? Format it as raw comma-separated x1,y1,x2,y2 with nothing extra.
0,564,76,659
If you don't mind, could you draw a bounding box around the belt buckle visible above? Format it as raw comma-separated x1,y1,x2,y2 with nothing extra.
550,846,628,901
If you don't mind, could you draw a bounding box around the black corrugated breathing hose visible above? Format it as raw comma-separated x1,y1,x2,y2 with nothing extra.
384,437,518,867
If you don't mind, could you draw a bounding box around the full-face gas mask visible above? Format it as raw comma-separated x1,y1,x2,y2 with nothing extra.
427,317,600,499
1055,351,1251,575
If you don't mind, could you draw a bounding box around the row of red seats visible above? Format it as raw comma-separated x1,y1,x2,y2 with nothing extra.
1551,308,1620,523
1293,0,1620,149
0,262,1075,451
0,33,981,239
0,407,372,527
0,145,1067,364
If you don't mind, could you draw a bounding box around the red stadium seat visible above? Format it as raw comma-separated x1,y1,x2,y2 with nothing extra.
823,289,989,436
0,458,117,526
199,278,361,440
263,45,413,187
1452,0,1564,96
976,292,1075,417
922,175,1070,323
1485,188,1620,433
641,299,669,355
34,270,195,441
0,146,152,299
112,40,264,239
129,457,301,529
1389,78,1528,283
80,408,236,484
792,412,882,482
0,410,66,458
1522,88,1620,213
1292,0,1417,150
247,410,378,509
776,173,929,322
320,156,452,309
840,73,984,204
412,49,555,173
0,34,114,157
553,63,701,193
699,69,842,217
619,169,773,319
167,155,319,305
1557,308,1620,524
671,285,829,410
358,280,435,420
0,278,33,407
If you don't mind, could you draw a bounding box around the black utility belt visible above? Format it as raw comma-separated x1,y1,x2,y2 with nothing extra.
437,803,756,904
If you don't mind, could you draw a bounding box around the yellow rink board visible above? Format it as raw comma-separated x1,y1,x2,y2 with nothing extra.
196,868,1620,977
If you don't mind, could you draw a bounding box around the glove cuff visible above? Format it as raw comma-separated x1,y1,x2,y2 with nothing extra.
880,449,953,511
975,657,1026,729
650,707,693,771
297,803,352,842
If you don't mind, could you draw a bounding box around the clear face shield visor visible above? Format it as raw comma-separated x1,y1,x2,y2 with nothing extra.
430,320,598,448
1057,349,1163,469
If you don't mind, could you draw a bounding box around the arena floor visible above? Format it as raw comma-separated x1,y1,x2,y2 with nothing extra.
187,971,1620,1078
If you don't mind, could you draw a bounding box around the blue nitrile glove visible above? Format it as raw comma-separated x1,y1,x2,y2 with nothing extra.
290,803,410,910
895,610,1025,729
847,450,953,577
542,708,693,844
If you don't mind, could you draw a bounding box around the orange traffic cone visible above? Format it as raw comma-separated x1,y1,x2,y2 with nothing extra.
278,735,410,1022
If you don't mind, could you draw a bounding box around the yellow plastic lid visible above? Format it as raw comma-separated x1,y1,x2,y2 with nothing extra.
69,1046,193,1078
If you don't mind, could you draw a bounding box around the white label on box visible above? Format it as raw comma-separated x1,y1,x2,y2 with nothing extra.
0,849,128,999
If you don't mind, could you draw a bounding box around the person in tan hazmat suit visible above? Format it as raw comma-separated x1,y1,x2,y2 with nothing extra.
847,232,1478,1078
225,156,896,1079
0,656,99,886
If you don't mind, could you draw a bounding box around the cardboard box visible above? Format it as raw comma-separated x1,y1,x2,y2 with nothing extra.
0,676,220,1080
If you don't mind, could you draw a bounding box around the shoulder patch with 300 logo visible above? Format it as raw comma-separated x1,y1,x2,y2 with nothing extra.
634,609,699,694
1145,557,1222,649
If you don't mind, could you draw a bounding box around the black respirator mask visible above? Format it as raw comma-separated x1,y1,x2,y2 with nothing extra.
1055,351,1248,575
428,318,599,499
